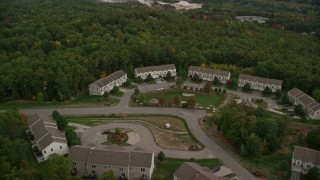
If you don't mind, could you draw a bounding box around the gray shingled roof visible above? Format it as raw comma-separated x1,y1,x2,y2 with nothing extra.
27,113,67,151
135,64,176,74
288,88,320,112
188,66,230,77
293,146,320,165
68,146,153,168
90,70,127,88
69,145,91,162
174,162,220,180
239,74,283,86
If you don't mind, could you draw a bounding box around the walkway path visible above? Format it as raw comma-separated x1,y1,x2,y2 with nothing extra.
18,82,259,180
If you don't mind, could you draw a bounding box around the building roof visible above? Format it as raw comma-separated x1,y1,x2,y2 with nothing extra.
288,88,303,97
288,88,320,112
90,70,127,88
27,113,67,151
68,146,154,168
69,145,92,163
293,146,320,165
188,66,230,77
174,162,220,180
239,74,283,86
135,64,176,74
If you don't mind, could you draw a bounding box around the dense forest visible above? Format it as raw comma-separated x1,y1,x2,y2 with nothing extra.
0,0,320,102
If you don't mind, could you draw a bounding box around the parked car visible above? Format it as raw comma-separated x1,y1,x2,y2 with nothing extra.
211,166,220,173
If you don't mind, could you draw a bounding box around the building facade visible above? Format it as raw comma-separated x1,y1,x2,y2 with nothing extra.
174,162,220,180
291,146,320,175
69,146,155,180
26,113,68,162
238,74,282,92
89,70,127,96
135,64,176,80
288,88,320,119
188,66,230,84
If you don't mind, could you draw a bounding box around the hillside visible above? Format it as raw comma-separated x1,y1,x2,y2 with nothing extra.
0,0,319,102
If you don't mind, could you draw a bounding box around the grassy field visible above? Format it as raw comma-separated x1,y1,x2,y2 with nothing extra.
0,94,119,109
266,111,320,126
134,89,224,107
239,152,292,180
152,158,220,180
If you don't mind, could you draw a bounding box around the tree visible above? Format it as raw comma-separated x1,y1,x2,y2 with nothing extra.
40,154,72,180
52,110,60,119
204,82,212,94
226,78,238,90
101,170,116,180
243,133,264,158
145,73,154,82
0,108,24,140
134,87,140,95
262,86,272,96
279,161,289,172
36,92,44,102
56,115,68,131
294,104,306,116
192,73,201,82
312,88,320,102
173,95,180,105
304,167,320,180
213,76,221,86
103,91,109,99
123,79,132,87
65,127,80,146
187,97,196,107
158,96,165,106
281,94,290,105
275,89,282,99
136,76,143,84
175,77,184,88
157,151,165,161
306,128,320,149
165,71,172,80
243,83,252,92
111,86,119,94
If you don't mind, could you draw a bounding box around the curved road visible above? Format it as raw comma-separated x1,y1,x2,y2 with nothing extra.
79,122,214,159
19,83,257,180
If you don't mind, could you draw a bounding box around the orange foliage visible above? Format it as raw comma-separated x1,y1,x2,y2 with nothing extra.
21,113,27,124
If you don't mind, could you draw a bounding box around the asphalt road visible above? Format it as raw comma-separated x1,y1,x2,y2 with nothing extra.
18,82,258,180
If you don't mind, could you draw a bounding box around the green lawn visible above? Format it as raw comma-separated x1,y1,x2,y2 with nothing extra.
0,94,119,109
240,152,292,180
152,158,220,180
111,91,124,97
266,111,320,126
137,89,224,107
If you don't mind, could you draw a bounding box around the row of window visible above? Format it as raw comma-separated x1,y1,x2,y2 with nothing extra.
43,146,63,154
74,163,146,172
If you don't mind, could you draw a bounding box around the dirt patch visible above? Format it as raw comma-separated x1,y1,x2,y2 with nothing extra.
133,116,186,132
140,122,202,151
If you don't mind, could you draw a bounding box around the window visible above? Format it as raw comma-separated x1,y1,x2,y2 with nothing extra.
51,148,53,152
74,162,76,165
60,146,62,149
120,167,123,171
92,171,95,174
141,168,145,172
105,166,107,168
92,165,96,168
44,150,46,154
